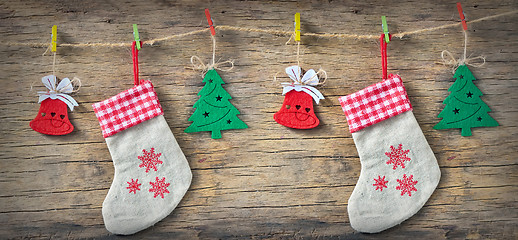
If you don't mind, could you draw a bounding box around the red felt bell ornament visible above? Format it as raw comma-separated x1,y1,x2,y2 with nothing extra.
274,66,325,129
30,98,73,135
30,75,79,135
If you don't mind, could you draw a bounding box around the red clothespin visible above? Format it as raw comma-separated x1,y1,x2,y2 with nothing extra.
456,2,468,30
205,9,216,36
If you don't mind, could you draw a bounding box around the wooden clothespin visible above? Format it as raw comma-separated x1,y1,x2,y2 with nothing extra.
456,2,468,30
381,16,390,43
205,9,216,36
133,24,141,50
51,25,57,52
294,13,301,41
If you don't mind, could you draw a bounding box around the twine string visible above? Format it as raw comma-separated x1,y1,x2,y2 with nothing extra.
67,77,82,93
36,36,81,97
189,34,234,76
315,68,327,86
468,29,472,63
52,52,56,76
296,41,301,67
30,76,82,95
211,35,216,66
441,30,486,73
284,33,301,66
275,30,327,87
285,33,293,45
10,10,516,48
273,68,327,86
42,45,57,76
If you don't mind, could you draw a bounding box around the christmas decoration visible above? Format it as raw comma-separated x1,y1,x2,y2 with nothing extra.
184,69,247,139
92,41,192,235
434,3,498,136
30,26,79,135
434,64,498,136
273,14,326,129
185,9,247,139
30,75,78,135
274,66,325,129
337,34,440,233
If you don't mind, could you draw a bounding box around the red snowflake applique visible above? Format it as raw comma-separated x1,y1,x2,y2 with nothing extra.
127,178,142,194
396,174,418,196
149,177,170,198
373,176,388,191
385,144,411,170
138,148,163,173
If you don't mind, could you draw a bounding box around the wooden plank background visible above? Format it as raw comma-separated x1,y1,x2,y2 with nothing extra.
1,0,517,239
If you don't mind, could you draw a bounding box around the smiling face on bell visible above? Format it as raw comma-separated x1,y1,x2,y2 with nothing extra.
30,99,74,135
274,90,320,129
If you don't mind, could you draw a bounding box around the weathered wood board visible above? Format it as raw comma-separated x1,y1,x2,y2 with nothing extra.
1,0,517,238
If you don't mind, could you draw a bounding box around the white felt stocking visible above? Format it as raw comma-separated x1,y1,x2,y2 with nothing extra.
338,75,440,233
93,81,192,235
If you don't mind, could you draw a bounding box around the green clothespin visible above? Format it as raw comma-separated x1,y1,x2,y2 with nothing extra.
133,24,141,50
381,16,390,43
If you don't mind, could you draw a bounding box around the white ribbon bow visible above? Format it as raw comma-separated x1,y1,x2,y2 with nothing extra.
280,65,325,104
37,75,79,111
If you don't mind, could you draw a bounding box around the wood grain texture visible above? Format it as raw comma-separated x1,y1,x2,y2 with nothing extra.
1,0,517,239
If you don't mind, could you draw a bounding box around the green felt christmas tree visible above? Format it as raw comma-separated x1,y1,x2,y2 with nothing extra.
434,64,498,136
185,69,247,139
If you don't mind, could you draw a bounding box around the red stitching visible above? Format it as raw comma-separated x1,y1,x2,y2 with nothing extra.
149,177,170,198
396,174,418,196
127,178,141,194
385,144,411,170
138,148,163,173
373,175,388,191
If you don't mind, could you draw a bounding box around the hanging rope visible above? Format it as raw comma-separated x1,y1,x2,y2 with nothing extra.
188,35,234,76
441,30,486,73
7,10,517,48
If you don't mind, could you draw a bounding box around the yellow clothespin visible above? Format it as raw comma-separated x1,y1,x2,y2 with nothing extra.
294,13,301,42
51,25,57,52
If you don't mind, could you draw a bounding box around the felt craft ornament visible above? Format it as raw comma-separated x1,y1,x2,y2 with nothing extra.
434,65,498,136
30,75,79,135
434,5,498,136
274,66,324,129
273,13,326,129
92,41,192,235
184,69,248,139
30,25,80,135
338,34,440,233
185,9,247,139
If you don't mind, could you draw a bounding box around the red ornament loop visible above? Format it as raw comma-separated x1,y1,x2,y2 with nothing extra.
132,41,143,86
380,33,392,80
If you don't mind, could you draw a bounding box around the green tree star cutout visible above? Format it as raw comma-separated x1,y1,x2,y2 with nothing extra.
185,69,247,139
434,64,498,136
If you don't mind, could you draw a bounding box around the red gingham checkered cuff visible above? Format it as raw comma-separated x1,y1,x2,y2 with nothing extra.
338,74,412,133
92,81,163,138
